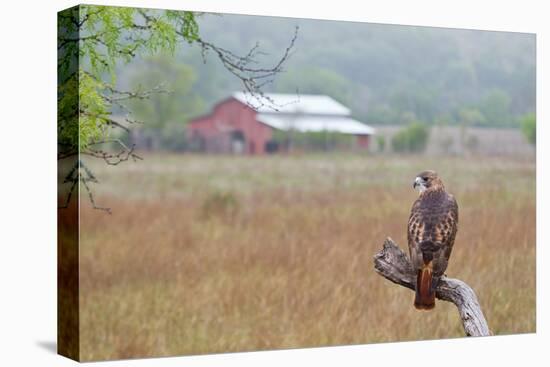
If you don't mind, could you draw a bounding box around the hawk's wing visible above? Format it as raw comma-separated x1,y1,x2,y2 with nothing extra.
407,192,458,277
432,194,458,276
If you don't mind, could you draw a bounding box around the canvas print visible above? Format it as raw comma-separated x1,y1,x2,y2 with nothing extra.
57,4,536,362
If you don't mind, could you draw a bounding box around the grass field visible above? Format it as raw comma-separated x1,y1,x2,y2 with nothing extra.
78,153,536,361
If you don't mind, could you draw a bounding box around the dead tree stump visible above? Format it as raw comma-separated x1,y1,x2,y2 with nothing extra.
373,237,490,337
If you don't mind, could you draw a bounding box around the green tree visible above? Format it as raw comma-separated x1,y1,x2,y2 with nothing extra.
125,55,205,150
391,122,430,153
127,56,204,128
521,113,536,145
458,107,486,127
389,85,439,125
58,5,297,211
478,90,512,126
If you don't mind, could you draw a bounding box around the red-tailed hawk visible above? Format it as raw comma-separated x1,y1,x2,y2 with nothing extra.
408,170,458,310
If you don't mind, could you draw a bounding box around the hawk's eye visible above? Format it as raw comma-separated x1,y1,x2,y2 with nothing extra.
422,176,429,181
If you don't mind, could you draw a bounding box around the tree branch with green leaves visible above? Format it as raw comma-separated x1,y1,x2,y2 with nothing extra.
58,5,298,212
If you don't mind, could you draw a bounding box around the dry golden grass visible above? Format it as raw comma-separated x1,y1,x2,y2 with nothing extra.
78,154,535,361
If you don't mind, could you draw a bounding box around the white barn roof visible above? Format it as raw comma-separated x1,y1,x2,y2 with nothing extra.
232,92,351,116
257,114,375,135
232,92,375,135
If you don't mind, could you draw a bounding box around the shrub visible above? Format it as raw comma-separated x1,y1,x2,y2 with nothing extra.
391,122,430,153
521,113,536,146
376,135,386,152
201,191,240,220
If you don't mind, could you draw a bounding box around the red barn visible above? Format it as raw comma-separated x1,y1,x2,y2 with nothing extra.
187,92,375,154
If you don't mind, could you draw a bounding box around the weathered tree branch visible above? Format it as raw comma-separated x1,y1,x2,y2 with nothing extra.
373,237,491,337
192,26,299,111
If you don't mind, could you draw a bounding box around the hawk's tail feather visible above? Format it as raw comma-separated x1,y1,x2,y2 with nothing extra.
414,265,435,310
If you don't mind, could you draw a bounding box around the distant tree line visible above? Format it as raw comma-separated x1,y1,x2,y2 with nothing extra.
114,12,536,153
174,15,535,128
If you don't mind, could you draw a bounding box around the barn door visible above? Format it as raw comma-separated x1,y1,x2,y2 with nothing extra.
230,130,245,154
